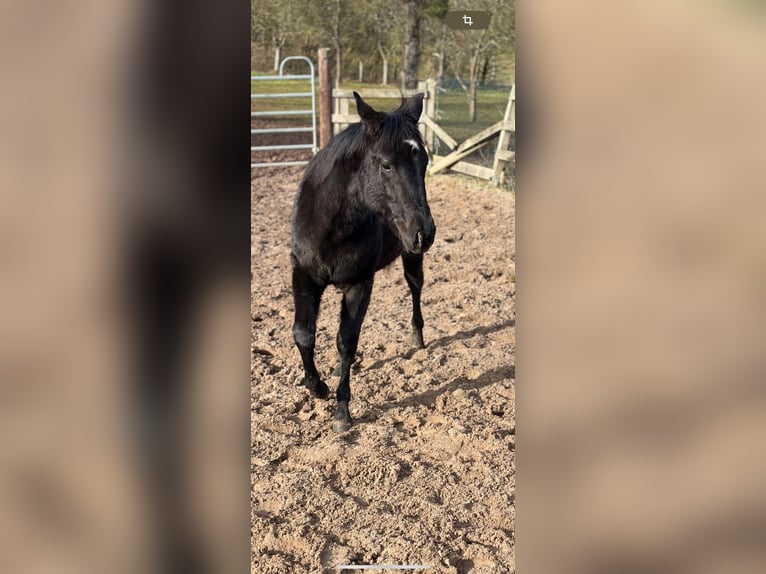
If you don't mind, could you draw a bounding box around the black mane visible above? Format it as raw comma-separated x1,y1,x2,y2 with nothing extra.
301,108,424,192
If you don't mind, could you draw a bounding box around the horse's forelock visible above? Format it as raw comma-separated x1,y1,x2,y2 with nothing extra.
303,112,422,190
377,113,423,154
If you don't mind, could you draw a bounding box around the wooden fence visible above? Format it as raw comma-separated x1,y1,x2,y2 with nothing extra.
330,80,437,149
316,49,514,186
430,84,515,186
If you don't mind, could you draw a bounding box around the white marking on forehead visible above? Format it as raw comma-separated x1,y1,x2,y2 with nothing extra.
404,138,420,152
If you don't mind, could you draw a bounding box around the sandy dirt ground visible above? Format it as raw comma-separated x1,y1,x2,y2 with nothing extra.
251,165,515,573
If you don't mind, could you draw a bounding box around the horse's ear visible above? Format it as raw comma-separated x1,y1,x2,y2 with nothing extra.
353,91,384,132
398,93,424,123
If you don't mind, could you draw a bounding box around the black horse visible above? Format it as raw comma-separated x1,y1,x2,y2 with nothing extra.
290,92,436,432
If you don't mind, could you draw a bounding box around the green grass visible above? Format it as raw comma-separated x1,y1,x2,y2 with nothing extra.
251,74,512,145
250,74,317,113
333,81,413,112
250,77,410,113
433,88,511,142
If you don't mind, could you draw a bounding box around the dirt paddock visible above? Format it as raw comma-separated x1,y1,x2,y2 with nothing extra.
251,165,515,573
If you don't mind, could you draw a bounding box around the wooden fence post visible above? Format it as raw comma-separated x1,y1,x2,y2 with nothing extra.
339,96,349,133
425,78,436,153
417,80,427,143
318,48,332,148
492,84,515,186
333,86,339,135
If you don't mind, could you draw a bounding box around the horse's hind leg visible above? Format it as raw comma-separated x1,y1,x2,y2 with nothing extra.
402,253,426,349
334,279,373,432
292,265,328,399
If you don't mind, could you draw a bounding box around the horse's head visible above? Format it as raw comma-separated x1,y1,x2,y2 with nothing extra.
353,92,436,255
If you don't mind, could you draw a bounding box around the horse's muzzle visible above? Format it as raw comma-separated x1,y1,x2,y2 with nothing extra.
402,213,436,254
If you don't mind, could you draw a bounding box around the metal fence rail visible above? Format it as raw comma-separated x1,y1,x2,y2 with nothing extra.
251,56,317,169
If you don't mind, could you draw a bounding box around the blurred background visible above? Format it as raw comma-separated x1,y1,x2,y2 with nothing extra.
520,1,766,573
0,0,249,573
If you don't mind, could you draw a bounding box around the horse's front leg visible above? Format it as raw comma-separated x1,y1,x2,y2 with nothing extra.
292,264,328,399
334,279,373,432
402,253,426,349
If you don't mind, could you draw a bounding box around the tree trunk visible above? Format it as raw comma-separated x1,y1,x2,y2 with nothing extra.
480,56,489,86
332,0,342,87
358,60,363,82
469,52,480,122
402,0,421,88
378,44,389,85
273,44,281,72
335,45,342,86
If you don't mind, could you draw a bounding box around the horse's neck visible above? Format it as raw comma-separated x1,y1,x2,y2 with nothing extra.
314,175,372,241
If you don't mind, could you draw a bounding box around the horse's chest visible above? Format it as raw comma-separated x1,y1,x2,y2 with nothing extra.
322,222,401,285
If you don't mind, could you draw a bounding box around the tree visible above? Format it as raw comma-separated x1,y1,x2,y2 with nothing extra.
251,0,309,71
353,0,405,85
373,11,396,84
401,0,448,88
401,0,423,88
328,0,344,85
298,0,360,86
447,0,514,121
250,0,456,87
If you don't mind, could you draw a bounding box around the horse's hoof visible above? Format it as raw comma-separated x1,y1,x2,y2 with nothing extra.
313,380,330,399
332,418,352,433
304,378,329,400
412,331,425,349
333,402,352,432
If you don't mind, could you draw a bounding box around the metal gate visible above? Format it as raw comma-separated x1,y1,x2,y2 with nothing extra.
251,56,317,168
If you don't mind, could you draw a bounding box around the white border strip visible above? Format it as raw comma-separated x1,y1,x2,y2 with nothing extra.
335,566,430,571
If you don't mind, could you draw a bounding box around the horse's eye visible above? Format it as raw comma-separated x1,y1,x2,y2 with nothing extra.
381,163,392,172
